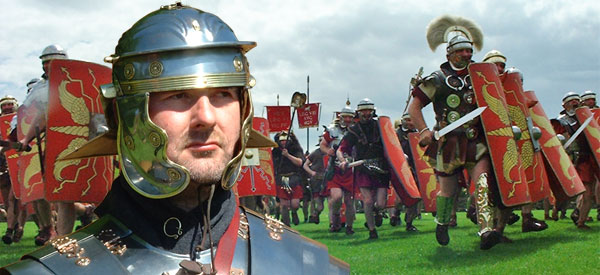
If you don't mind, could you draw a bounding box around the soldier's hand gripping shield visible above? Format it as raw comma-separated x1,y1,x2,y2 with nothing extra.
63,3,275,199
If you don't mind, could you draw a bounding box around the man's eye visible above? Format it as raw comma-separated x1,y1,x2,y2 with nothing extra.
167,93,187,100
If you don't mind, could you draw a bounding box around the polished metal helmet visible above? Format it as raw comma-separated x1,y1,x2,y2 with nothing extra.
562,91,580,105
40,44,68,62
339,105,354,117
99,3,265,198
356,98,375,111
581,90,596,101
505,67,523,83
446,35,473,54
482,50,506,64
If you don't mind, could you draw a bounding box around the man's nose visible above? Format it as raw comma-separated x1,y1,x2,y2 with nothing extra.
191,96,216,128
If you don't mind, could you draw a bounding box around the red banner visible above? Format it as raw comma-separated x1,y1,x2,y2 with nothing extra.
266,106,291,133
297,103,320,128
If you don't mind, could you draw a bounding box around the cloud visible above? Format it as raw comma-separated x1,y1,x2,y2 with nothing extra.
0,0,598,152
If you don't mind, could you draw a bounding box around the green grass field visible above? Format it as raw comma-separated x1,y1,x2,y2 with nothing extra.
1,210,598,274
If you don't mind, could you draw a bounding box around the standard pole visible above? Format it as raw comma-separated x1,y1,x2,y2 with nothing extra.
306,75,310,154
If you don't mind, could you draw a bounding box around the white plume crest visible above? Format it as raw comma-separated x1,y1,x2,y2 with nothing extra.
426,15,484,52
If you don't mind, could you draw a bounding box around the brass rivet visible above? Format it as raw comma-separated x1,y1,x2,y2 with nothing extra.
167,168,181,181
148,132,162,147
233,56,243,72
124,63,135,80
149,61,164,77
124,135,135,150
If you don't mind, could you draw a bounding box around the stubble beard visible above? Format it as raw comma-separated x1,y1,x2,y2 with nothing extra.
168,129,236,186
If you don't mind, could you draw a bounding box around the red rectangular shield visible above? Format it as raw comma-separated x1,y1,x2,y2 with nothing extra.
44,59,114,203
502,72,550,202
524,90,585,198
16,99,45,203
297,103,320,128
266,106,291,133
574,107,600,171
235,117,276,197
469,63,530,207
0,114,21,199
407,132,439,212
378,116,421,207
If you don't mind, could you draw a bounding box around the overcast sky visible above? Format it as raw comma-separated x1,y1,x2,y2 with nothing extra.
1,0,598,152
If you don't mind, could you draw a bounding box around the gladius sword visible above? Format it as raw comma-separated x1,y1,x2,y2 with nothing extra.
563,116,593,149
434,106,487,140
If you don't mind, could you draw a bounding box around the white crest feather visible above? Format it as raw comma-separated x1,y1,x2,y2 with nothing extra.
426,15,484,52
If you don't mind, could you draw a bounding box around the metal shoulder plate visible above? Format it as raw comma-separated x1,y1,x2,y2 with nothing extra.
243,208,350,274
422,70,445,90
1,215,193,275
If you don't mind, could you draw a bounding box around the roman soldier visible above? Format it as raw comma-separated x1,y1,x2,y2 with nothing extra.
482,51,548,234
408,15,506,250
337,98,389,240
273,131,305,227
1,3,348,274
580,90,598,108
322,105,356,234
556,92,598,229
0,96,26,245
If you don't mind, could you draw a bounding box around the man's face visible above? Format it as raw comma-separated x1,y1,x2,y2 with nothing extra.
340,114,353,126
582,98,596,108
1,103,15,114
402,117,415,130
494,62,506,74
42,61,50,75
148,87,241,185
563,99,580,112
447,48,473,69
358,109,373,122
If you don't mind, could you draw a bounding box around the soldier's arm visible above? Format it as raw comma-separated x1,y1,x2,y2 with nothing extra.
409,79,436,146
282,149,303,167
302,157,316,176
408,95,433,146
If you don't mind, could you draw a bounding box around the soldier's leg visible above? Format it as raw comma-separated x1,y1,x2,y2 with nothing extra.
33,199,57,246
389,198,400,226
471,155,501,250
577,182,594,229
343,190,355,234
291,198,300,226
329,188,342,231
13,201,27,243
405,203,418,231
521,203,548,232
279,198,291,226
466,192,478,224
373,187,387,227
449,191,459,227
360,188,376,231
302,185,311,223
56,202,76,236
435,174,458,246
